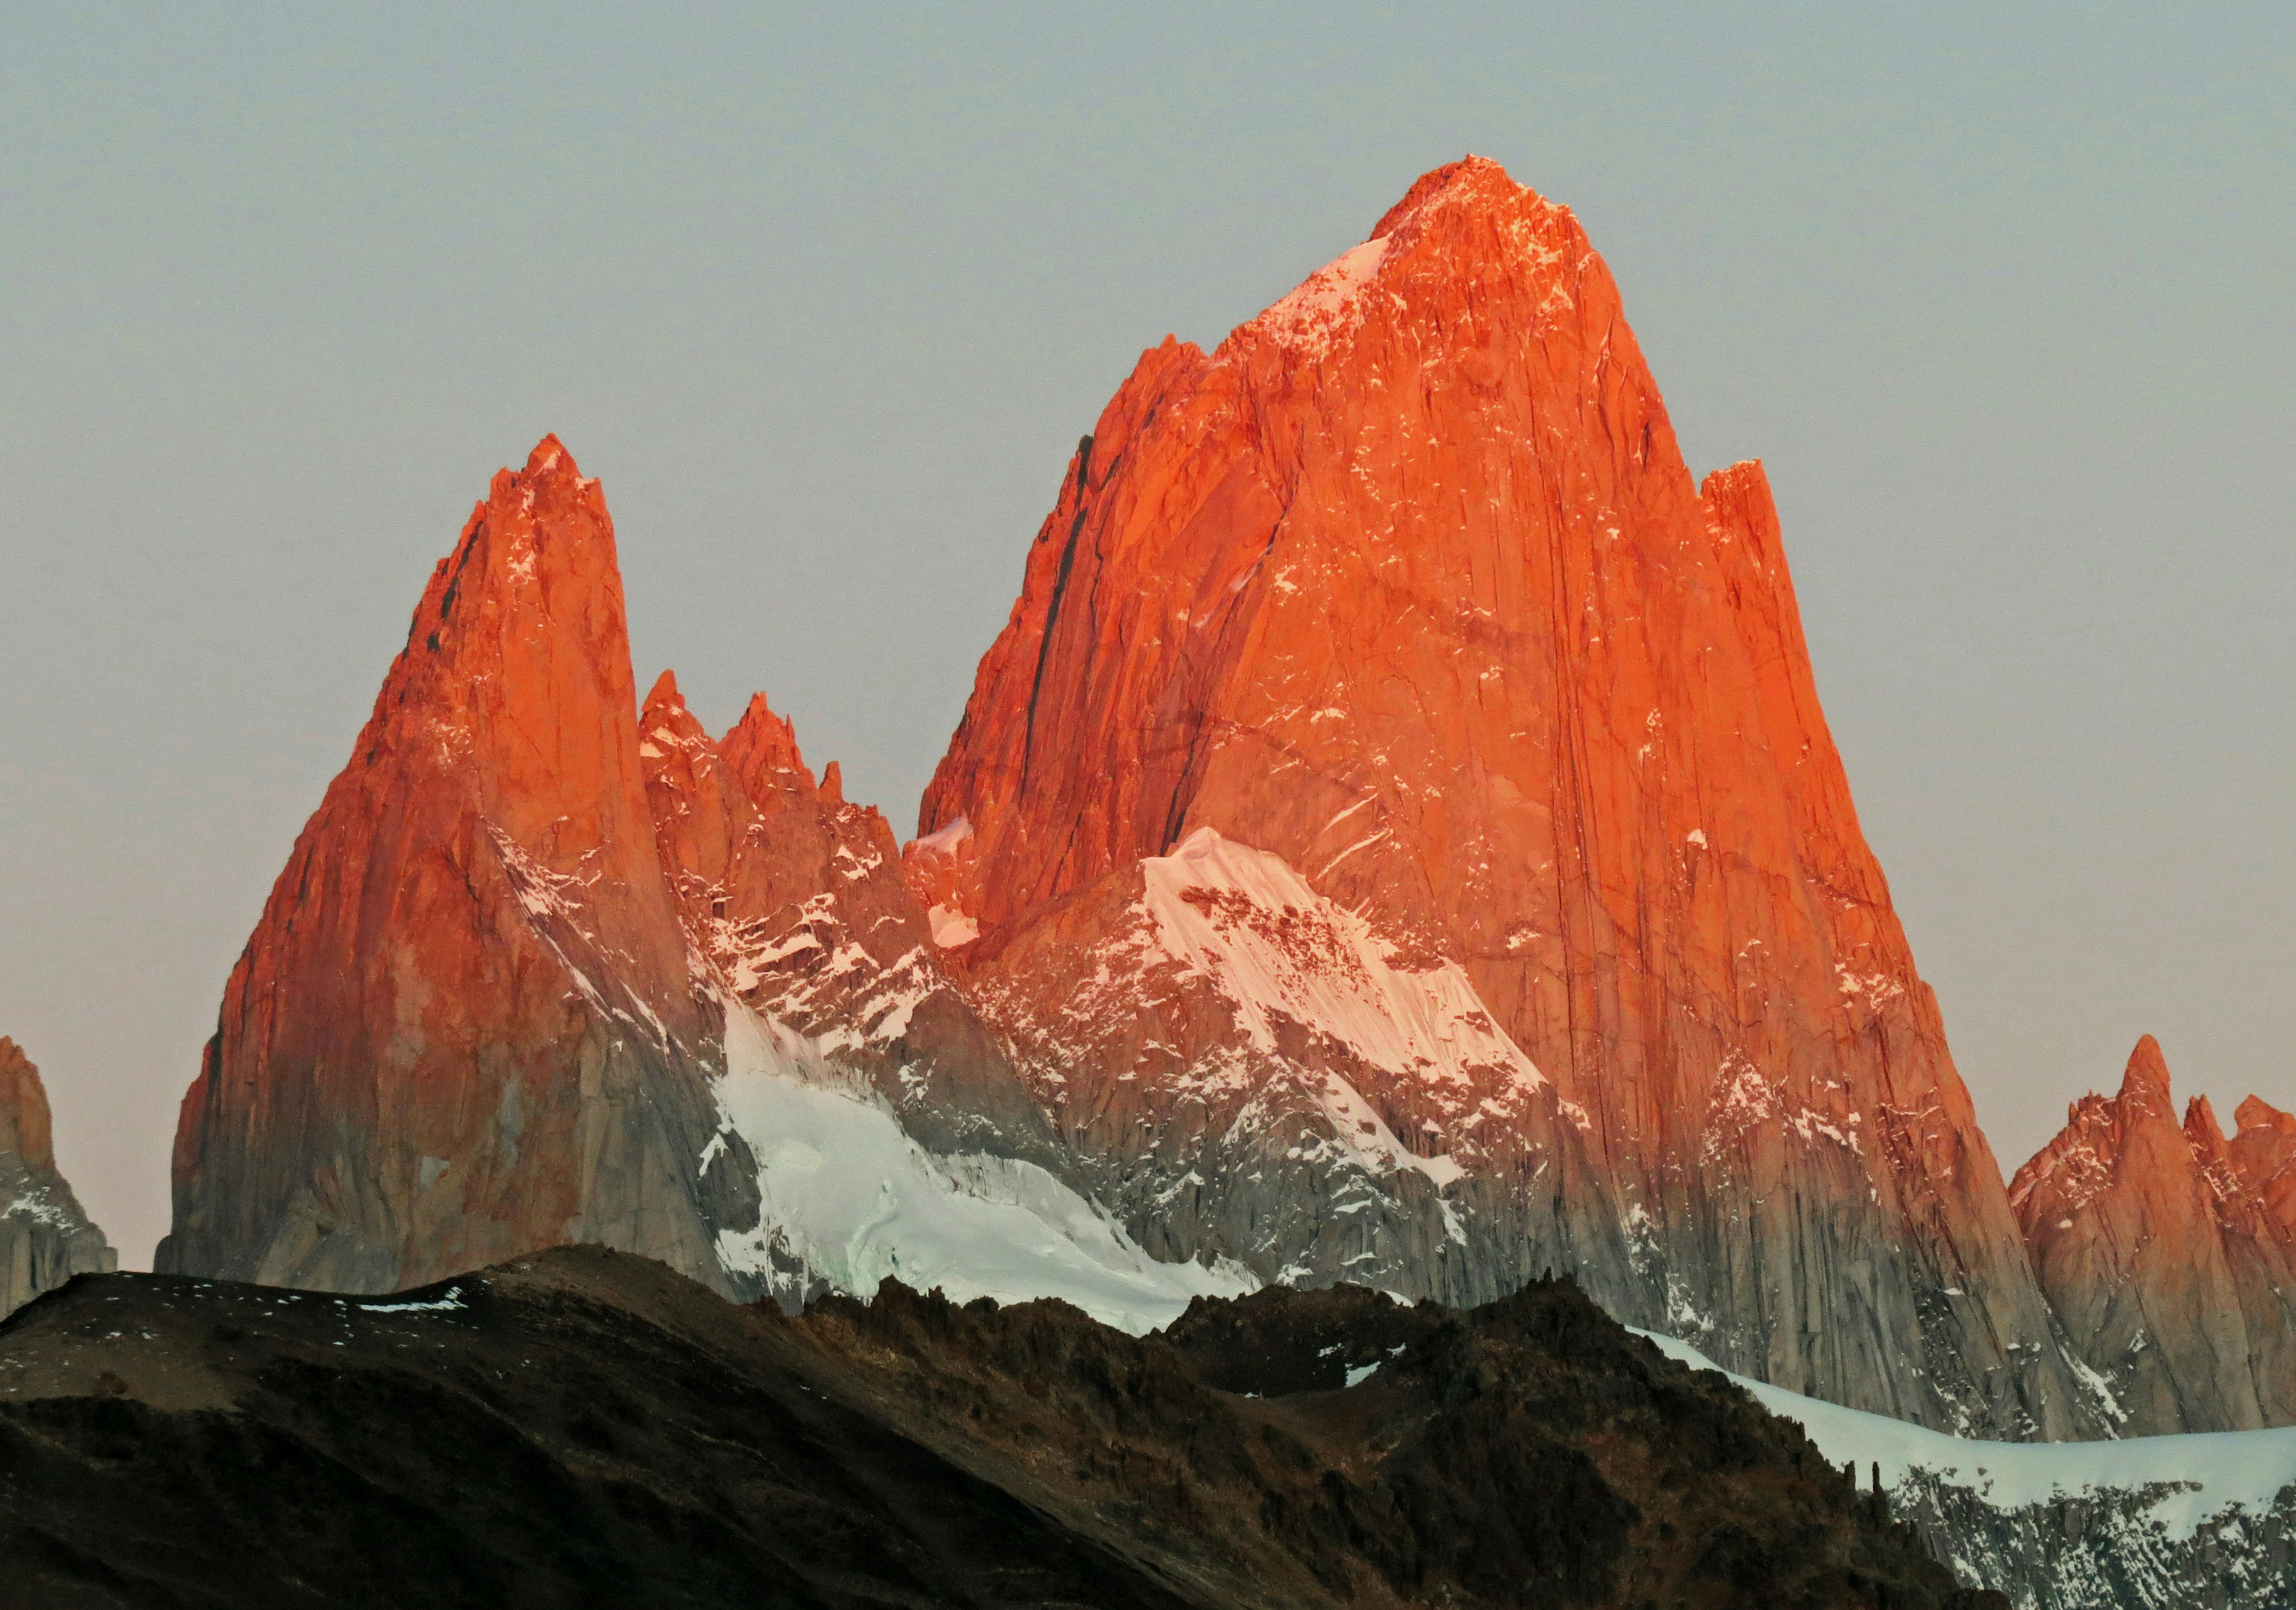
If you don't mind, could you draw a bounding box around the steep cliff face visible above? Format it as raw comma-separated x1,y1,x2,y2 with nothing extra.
157,438,765,1294
0,1038,115,1318
2011,1038,2296,1434
2228,1096,2296,1235
914,155,2097,1436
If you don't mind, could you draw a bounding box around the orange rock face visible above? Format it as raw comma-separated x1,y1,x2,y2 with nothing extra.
914,157,2100,1435
0,1036,117,1317
2011,1038,2296,1433
157,440,765,1292
2229,1096,2296,1236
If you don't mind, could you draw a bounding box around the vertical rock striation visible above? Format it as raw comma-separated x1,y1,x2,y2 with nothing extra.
0,1038,117,1318
2011,1037,2296,1433
913,155,2100,1437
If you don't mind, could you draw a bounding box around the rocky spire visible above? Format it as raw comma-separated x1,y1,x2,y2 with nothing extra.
2230,1096,2296,1233
719,691,817,797
0,1037,117,1317
158,438,762,1294
637,674,1062,1193
2011,1038,2296,1432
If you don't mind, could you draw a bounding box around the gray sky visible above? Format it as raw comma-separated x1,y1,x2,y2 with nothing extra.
2,4,2289,1267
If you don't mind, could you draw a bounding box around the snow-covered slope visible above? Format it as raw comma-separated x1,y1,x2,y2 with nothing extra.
1641,1328,2296,1608
710,1000,1256,1332
936,827,1641,1319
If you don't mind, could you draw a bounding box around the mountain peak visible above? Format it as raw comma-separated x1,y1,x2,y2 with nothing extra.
2014,1039,2296,1432
0,1035,118,1315
0,1036,56,1175
2236,1096,2296,1138
2187,1094,2230,1159
720,691,816,797
1367,154,1553,239
2120,1035,2174,1104
160,440,750,1297
915,153,2095,1437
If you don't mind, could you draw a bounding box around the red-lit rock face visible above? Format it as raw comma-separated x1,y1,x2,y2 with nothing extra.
2011,1038,2296,1433
2230,1095,2296,1236
914,156,2101,1436
158,440,765,1294
0,1036,117,1317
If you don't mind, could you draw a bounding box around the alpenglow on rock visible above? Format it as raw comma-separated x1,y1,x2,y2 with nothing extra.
157,440,764,1294
0,1038,116,1318
157,438,1245,1332
911,155,2106,1438
2011,1036,2296,1435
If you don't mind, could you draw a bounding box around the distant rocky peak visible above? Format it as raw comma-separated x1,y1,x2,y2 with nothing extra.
0,1036,120,1318
2231,1095,2296,1236
720,691,819,803
1364,152,1574,246
1233,154,1587,367
2013,1037,2296,1432
2121,1033,2175,1108
0,1036,57,1174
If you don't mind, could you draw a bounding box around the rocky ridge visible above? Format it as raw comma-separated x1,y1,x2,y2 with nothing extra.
0,1039,114,1321
2011,1037,2296,1435
911,155,2099,1437
0,1244,2001,1609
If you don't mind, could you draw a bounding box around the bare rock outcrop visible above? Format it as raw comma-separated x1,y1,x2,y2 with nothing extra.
156,438,765,1294
2011,1036,2296,1432
0,1038,115,1318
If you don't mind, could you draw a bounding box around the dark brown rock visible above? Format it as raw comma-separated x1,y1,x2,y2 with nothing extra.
0,1245,2002,1609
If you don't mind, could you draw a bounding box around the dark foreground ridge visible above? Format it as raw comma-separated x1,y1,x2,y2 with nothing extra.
0,1248,2001,1609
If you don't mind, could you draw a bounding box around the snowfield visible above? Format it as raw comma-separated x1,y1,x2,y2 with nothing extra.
710,999,1256,1332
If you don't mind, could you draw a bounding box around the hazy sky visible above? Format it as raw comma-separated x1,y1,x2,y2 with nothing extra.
2,4,2289,1267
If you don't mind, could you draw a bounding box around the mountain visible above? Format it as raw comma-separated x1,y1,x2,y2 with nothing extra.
2010,1036,2296,1434
157,438,1241,1331
0,1038,114,1319
0,1245,2004,1609
909,155,2096,1437
155,439,763,1294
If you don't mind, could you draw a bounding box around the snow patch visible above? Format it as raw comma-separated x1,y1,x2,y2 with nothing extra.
1254,236,1395,356
927,905,979,949
710,999,1254,1333
1636,1329,2295,1542
2,1188,74,1230
355,1288,468,1315
910,817,973,857
1141,827,1547,1116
